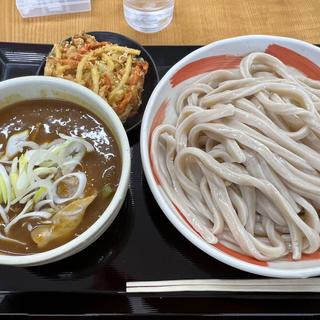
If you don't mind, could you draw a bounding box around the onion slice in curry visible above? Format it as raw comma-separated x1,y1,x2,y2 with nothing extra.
31,194,96,248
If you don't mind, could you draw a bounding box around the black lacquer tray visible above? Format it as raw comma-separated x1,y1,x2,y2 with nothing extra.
0,41,319,319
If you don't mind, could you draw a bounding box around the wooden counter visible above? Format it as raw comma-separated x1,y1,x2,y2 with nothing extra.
1,0,320,45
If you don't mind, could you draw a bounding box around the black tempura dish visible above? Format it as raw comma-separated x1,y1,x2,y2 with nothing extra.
36,31,160,133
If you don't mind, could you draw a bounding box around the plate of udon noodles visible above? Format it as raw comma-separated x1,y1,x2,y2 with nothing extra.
141,35,320,278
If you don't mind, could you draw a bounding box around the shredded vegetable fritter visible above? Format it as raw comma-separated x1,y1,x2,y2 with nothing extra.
44,32,149,121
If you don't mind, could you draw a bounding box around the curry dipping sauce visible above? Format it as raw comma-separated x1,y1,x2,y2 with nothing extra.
0,99,121,255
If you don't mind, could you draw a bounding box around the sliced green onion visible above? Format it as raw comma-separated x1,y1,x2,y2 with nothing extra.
58,133,94,152
18,141,39,150
35,199,54,211
0,232,26,246
0,164,11,207
6,130,29,159
15,170,29,198
5,211,52,235
34,167,57,178
4,200,33,234
12,180,53,205
52,172,87,204
100,183,115,199
10,157,18,198
0,205,9,224
33,187,47,203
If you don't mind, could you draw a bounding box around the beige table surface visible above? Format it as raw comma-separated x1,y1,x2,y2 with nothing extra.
1,0,320,45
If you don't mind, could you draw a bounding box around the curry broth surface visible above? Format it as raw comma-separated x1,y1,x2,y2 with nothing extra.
0,99,121,255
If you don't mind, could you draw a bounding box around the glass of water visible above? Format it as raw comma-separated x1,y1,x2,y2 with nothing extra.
123,0,175,33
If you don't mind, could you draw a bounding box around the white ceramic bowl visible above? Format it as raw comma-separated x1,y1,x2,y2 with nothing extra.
141,35,320,278
0,76,130,266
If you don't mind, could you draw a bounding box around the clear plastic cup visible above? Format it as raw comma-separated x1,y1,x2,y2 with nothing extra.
123,0,174,33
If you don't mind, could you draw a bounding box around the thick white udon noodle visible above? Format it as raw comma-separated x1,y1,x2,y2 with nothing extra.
151,52,320,261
